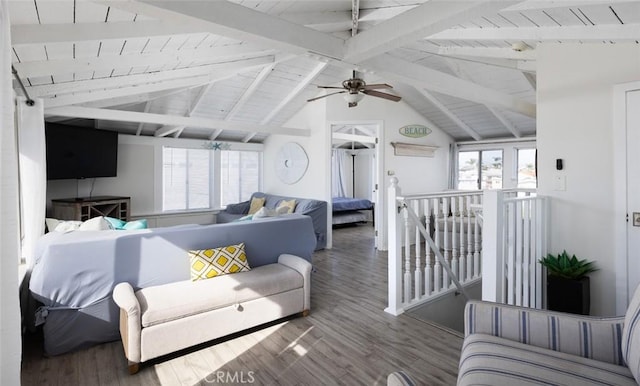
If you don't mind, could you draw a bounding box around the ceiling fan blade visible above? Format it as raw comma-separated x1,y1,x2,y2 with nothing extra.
363,83,393,90
362,89,402,102
307,90,346,102
317,85,345,89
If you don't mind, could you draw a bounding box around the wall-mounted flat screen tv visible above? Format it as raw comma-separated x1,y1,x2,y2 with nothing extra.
45,123,119,180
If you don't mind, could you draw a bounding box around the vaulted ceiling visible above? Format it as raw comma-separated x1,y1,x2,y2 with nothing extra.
9,0,640,142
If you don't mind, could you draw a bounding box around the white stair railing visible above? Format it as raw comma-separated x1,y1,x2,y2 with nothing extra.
385,178,483,315
385,179,547,316
482,189,547,308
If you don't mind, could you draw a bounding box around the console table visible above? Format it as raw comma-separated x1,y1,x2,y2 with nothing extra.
51,196,131,222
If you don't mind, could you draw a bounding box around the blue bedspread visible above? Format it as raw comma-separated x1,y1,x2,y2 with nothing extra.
332,197,373,212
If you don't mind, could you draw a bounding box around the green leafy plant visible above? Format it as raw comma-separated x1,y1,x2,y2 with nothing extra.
539,250,598,280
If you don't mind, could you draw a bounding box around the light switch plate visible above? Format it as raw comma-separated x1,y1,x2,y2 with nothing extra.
554,175,566,191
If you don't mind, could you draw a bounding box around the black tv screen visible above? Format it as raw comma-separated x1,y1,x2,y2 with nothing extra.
45,123,118,180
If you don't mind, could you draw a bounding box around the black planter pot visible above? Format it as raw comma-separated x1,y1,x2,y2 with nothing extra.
547,276,590,315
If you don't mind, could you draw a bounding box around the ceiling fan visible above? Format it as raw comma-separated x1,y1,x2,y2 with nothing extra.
307,70,401,108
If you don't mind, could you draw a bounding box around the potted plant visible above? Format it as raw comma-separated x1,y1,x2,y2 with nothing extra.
539,251,598,315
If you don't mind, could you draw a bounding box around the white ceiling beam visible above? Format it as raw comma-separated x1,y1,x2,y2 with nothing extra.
261,62,328,125
429,24,640,42
80,87,191,109
224,54,296,122
242,62,327,142
438,47,536,61
104,0,345,60
189,84,214,115
364,54,536,118
333,132,376,144
278,11,351,26
225,64,275,121
277,5,413,26
523,72,537,91
409,41,536,72
155,125,182,137
11,20,208,46
343,1,516,63
444,58,521,138
359,5,417,22
44,106,311,137
415,87,482,141
209,129,223,141
28,56,274,97
43,78,208,108
352,0,360,37
14,46,275,78
137,101,153,136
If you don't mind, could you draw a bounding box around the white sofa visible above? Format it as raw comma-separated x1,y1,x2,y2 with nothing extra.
113,253,311,374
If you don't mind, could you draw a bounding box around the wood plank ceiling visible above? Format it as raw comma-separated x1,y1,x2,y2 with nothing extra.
9,0,640,142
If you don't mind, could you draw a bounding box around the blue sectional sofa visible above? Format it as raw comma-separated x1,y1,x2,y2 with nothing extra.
217,192,328,250
28,214,317,355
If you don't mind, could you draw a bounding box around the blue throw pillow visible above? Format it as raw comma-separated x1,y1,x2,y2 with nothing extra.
104,217,126,230
123,219,148,230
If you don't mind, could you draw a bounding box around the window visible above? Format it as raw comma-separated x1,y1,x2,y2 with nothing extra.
220,151,261,207
517,148,537,189
457,150,503,190
162,147,211,211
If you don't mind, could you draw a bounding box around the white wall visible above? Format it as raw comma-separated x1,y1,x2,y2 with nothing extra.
537,43,640,316
263,100,329,201
326,95,453,195
46,134,262,222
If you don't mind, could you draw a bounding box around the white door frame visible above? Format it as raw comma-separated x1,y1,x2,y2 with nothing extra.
613,80,640,314
327,120,385,250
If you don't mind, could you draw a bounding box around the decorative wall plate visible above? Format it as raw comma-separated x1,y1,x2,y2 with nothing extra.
275,142,308,184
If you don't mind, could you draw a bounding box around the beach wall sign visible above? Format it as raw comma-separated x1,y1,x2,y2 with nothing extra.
399,124,432,138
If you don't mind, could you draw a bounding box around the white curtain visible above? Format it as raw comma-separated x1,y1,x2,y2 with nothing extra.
17,97,46,267
332,149,348,197
0,0,23,383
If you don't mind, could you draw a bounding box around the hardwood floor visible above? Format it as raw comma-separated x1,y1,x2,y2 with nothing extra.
21,225,463,386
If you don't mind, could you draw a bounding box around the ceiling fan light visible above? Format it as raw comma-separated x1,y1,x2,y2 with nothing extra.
343,92,364,104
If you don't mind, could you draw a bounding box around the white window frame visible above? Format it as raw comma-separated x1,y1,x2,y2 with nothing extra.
455,138,536,190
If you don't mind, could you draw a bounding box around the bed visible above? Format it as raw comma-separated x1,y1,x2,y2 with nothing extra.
332,197,374,226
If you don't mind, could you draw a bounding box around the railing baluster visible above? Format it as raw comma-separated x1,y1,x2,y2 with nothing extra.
451,197,458,289
413,200,422,300
458,195,466,282
467,195,473,281
424,199,432,296
474,194,481,278
507,201,515,305
515,200,523,306
402,207,412,305
443,196,450,289
523,200,531,307
433,198,442,293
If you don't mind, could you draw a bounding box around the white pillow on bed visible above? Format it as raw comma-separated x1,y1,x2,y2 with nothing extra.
78,216,113,231
53,220,83,233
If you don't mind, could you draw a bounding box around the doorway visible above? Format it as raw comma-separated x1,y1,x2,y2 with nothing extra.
329,122,384,250
614,81,640,314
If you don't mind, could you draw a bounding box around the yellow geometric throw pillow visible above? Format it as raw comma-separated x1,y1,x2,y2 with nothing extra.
248,197,266,215
189,243,251,281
